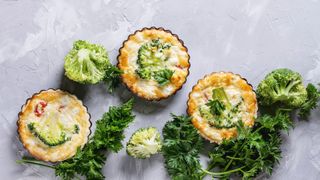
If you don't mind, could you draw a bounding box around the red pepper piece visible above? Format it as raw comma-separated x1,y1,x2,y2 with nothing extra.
34,101,47,117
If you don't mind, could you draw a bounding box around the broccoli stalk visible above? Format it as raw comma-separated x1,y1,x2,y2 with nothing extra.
126,127,162,159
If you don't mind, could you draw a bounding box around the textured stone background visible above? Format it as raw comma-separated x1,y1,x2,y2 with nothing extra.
1,0,320,179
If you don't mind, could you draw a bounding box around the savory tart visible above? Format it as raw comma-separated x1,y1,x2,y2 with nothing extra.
187,72,258,144
17,89,91,162
118,27,190,100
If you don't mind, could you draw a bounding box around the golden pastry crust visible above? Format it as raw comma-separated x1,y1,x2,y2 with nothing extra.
17,89,91,162
118,27,190,101
187,72,258,144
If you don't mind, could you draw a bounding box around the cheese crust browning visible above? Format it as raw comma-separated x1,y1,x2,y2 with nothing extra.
187,72,258,144
118,27,190,100
17,89,91,162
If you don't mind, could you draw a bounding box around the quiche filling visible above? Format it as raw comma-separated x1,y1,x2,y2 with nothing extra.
136,39,174,86
27,101,80,147
199,87,246,129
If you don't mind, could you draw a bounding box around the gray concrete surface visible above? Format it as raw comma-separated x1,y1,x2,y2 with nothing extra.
1,0,320,179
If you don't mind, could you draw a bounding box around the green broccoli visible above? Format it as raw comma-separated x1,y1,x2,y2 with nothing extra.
136,39,173,85
298,83,320,119
64,40,111,84
136,68,152,80
126,127,162,159
256,68,308,108
27,122,71,146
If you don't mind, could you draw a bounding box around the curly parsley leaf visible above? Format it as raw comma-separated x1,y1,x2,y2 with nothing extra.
298,83,320,119
153,69,174,86
162,114,203,180
206,99,225,116
103,64,123,93
18,99,135,180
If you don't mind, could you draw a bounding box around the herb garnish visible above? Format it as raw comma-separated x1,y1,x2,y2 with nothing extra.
162,114,203,180
206,99,225,116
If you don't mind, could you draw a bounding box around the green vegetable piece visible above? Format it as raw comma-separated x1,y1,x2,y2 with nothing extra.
257,68,308,107
136,68,152,80
206,99,225,116
153,69,174,86
298,83,320,119
211,87,231,109
27,122,71,147
74,124,80,134
64,40,111,84
162,114,203,179
136,39,173,85
126,127,162,159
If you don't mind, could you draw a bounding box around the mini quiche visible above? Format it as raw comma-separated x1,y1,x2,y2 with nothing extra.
187,72,258,144
118,27,190,100
17,89,91,162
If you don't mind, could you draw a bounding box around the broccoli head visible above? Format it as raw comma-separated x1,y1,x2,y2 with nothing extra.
126,127,162,159
257,68,307,107
64,40,111,84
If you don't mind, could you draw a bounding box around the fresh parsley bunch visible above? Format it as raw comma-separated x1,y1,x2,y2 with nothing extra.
162,114,203,180
17,99,135,180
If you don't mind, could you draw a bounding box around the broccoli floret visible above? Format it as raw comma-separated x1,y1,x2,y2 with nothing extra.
298,83,320,119
126,127,162,159
257,68,308,107
64,40,111,84
27,122,71,146
136,39,173,85
136,68,152,80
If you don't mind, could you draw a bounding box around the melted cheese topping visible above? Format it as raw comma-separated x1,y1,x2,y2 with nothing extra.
187,72,258,144
18,89,91,162
118,27,190,100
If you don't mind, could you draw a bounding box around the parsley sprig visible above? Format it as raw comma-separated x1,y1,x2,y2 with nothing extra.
298,83,320,119
17,99,135,180
162,114,203,180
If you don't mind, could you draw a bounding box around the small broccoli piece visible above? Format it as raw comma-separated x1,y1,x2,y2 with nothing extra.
28,122,71,146
136,68,152,80
257,68,308,107
64,40,111,84
298,83,320,119
211,87,232,109
126,127,162,159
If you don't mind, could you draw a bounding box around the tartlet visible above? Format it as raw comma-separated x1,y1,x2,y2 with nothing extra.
17,89,91,162
187,72,258,144
118,27,190,101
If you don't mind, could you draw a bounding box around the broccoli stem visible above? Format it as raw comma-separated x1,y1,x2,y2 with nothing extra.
283,80,301,94
212,87,231,109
